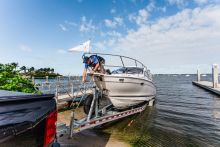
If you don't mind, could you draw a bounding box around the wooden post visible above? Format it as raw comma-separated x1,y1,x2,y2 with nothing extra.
71,83,74,95
32,76,35,85
212,64,219,88
197,69,200,82
57,76,60,83
55,84,59,98
46,76,49,84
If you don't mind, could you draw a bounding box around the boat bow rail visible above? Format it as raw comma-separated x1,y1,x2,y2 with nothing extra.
83,52,153,80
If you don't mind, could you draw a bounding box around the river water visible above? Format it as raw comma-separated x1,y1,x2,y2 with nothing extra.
102,74,220,147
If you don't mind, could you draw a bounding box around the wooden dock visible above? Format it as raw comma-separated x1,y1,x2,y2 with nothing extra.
57,89,92,110
57,89,92,103
192,81,220,95
192,64,220,96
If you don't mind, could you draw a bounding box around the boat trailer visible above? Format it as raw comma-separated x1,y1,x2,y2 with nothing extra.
57,84,155,138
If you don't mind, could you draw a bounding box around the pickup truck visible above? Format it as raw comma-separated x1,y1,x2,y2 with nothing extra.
0,90,58,147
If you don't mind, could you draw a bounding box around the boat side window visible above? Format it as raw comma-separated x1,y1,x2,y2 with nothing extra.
112,67,143,74
126,67,143,74
112,67,126,74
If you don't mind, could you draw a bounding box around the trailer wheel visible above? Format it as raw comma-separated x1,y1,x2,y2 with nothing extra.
83,94,94,115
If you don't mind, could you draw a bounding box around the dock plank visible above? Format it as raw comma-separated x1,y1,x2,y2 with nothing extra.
192,81,220,95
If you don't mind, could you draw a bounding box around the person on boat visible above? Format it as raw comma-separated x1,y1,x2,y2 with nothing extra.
82,55,105,83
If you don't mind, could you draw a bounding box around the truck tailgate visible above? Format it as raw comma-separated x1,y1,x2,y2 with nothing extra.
0,93,56,146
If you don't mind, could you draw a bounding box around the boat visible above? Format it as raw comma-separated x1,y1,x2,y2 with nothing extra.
84,53,156,109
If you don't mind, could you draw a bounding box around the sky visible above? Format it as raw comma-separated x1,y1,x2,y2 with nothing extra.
0,0,220,75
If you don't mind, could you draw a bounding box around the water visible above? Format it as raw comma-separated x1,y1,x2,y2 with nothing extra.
37,74,220,146
102,74,220,147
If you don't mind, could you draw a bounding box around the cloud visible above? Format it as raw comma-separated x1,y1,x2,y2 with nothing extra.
59,24,67,31
99,31,122,38
106,31,122,38
112,4,220,73
104,17,123,28
194,0,208,5
167,0,188,8
158,6,167,13
59,20,77,31
193,0,220,5
94,41,105,49
110,8,116,14
79,16,96,32
64,20,77,27
57,49,67,54
146,1,155,12
95,40,114,49
128,9,149,26
19,44,32,52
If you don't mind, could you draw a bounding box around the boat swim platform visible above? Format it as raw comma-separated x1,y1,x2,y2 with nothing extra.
192,81,220,96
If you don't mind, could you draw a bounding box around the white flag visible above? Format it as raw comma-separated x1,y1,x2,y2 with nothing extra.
68,40,90,52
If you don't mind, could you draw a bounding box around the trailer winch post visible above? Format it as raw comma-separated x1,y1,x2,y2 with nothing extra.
87,85,98,122
95,88,99,118
69,111,75,138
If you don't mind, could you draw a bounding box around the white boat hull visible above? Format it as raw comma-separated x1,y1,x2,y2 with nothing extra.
94,75,156,109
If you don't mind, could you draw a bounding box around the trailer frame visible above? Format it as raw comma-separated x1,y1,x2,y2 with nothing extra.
57,84,155,138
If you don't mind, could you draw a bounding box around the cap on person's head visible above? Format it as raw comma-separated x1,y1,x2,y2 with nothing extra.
83,56,89,63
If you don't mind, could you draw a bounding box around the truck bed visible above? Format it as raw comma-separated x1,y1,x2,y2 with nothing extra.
0,90,57,147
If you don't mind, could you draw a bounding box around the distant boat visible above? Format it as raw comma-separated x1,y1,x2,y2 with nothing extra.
185,74,190,77
201,74,207,77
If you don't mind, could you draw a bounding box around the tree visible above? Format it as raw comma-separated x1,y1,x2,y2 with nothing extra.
11,62,18,69
29,67,35,73
50,68,54,73
20,66,27,73
0,63,38,93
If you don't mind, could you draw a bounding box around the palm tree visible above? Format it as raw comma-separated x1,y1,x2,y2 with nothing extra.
50,68,54,73
20,66,27,73
11,62,18,70
29,67,35,72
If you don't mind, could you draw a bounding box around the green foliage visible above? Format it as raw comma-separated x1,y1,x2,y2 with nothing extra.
20,66,60,78
0,63,38,93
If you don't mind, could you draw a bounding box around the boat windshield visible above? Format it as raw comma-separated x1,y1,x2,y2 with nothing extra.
112,67,143,74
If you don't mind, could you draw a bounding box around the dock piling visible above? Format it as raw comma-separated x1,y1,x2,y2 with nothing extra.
212,64,219,88
55,85,59,98
193,64,220,96
32,76,35,85
197,69,200,82
46,76,49,84
71,83,74,95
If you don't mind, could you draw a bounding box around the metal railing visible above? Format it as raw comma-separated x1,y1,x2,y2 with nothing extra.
83,52,153,80
34,76,93,98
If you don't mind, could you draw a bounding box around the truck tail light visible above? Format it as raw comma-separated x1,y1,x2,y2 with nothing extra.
44,110,57,147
